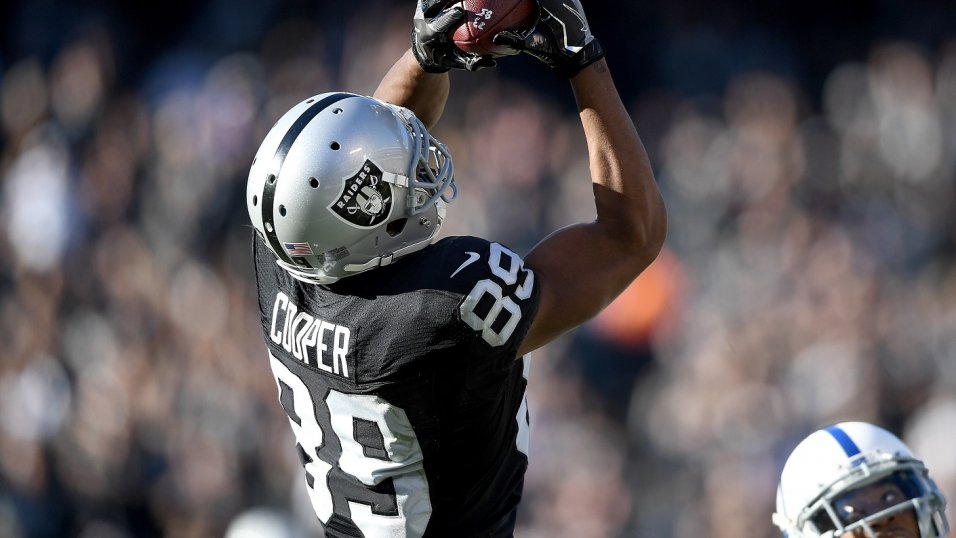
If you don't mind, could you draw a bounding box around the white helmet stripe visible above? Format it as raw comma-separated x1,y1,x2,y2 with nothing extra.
261,92,353,267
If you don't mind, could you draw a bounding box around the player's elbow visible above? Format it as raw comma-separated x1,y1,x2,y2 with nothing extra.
632,201,668,268
602,191,668,270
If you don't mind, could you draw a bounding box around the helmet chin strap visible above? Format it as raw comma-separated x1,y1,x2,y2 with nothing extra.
277,251,399,284
278,223,443,284
341,231,442,273
344,253,394,273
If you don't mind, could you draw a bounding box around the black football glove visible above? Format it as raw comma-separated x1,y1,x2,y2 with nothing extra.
412,0,497,73
492,0,605,78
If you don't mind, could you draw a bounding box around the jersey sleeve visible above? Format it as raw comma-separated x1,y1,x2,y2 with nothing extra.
439,237,540,360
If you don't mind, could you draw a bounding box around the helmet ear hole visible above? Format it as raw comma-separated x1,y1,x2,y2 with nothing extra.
386,218,408,237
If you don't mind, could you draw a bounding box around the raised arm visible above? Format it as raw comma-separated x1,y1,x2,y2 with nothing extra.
495,1,666,356
373,1,494,129
519,59,666,355
373,50,450,129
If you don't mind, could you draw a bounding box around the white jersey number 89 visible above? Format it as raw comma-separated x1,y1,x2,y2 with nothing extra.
459,243,535,347
269,355,432,537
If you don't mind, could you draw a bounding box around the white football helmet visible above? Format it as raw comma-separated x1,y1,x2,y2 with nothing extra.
247,92,457,284
773,421,948,538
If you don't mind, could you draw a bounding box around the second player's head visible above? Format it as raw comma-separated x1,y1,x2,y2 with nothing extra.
773,421,948,538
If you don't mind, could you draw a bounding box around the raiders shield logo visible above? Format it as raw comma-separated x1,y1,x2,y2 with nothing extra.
329,160,393,228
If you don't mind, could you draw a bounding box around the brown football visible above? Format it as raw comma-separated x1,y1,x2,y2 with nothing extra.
451,0,538,57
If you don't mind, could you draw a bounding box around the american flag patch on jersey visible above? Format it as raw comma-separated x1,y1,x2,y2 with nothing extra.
284,242,313,256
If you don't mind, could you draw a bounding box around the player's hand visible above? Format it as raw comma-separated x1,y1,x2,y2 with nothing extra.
492,0,605,78
412,0,497,72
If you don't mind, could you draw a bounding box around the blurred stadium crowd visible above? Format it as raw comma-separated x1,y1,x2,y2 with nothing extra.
1,0,954,537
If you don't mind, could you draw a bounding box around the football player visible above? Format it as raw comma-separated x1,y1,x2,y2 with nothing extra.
773,421,949,538
247,0,666,535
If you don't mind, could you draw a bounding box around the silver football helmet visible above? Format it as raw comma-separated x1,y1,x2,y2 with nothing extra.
247,92,457,284
773,421,948,538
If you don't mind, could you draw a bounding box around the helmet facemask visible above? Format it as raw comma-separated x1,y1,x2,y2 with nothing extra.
387,103,457,216
796,456,948,538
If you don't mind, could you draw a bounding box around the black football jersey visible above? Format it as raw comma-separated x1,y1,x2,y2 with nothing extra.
253,233,541,537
